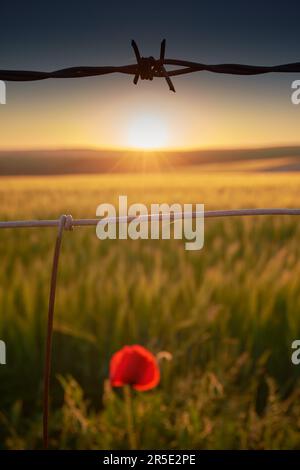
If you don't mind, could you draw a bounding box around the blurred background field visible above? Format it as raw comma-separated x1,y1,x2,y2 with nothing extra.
1,163,300,449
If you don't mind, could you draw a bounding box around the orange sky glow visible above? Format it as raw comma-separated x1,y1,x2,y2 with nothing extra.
1,76,299,151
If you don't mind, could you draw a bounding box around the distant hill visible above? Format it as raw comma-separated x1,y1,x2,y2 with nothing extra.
0,146,300,175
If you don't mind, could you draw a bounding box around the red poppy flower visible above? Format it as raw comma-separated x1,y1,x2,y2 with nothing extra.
110,345,160,391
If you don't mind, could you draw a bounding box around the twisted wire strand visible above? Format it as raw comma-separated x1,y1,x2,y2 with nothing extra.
2,61,300,80
1,39,300,92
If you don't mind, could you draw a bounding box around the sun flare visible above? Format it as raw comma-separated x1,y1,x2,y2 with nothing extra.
127,114,169,149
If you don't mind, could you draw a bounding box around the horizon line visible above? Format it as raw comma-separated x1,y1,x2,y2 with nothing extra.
1,143,300,154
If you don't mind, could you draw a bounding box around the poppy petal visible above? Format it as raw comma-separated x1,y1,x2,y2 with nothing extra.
109,345,160,391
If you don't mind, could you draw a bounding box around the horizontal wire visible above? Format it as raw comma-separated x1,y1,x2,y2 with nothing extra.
1,209,300,229
2,61,300,82
2,38,300,94
0,65,138,81
164,60,300,76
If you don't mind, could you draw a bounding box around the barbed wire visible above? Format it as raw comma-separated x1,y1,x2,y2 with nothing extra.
1,40,300,92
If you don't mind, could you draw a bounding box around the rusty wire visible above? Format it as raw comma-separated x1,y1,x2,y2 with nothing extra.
1,40,300,92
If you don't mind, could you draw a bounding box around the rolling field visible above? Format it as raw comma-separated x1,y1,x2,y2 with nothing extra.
1,170,300,449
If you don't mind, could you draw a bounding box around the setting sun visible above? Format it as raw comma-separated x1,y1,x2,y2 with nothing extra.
127,114,169,149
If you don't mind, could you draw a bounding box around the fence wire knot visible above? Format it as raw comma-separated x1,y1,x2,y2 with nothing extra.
131,39,176,92
64,214,74,231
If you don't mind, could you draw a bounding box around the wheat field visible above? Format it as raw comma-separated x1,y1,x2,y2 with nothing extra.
1,170,300,449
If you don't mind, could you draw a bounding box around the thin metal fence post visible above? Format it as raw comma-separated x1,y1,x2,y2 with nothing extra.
43,214,73,449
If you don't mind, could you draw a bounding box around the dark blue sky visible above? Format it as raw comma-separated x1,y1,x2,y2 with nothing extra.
1,1,300,68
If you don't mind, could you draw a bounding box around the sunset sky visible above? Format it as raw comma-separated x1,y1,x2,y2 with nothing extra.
0,1,300,150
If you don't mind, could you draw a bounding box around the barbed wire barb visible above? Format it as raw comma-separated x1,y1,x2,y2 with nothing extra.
131,39,175,91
